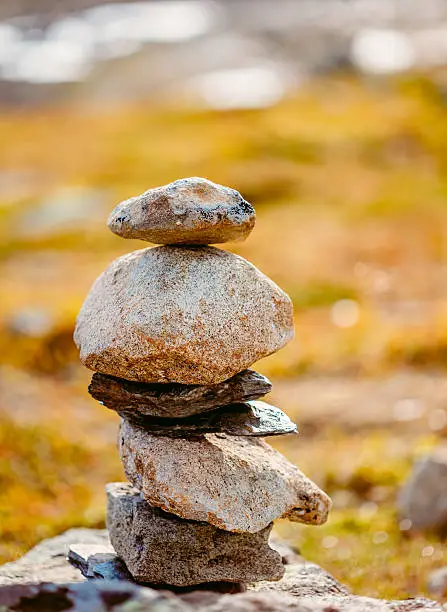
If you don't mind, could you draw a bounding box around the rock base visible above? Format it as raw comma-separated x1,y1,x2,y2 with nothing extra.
0,528,442,612
106,482,284,586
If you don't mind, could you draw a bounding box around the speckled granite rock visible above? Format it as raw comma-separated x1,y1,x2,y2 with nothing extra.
74,245,294,384
106,483,284,586
107,401,297,437
119,420,331,532
0,529,442,612
107,177,255,245
89,369,272,418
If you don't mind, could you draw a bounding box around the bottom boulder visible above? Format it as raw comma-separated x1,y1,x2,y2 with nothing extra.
106,482,284,586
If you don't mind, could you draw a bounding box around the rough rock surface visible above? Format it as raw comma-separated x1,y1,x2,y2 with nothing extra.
106,482,284,586
114,401,297,437
89,369,272,418
74,245,294,385
107,177,256,245
398,445,447,533
119,420,331,532
0,529,442,612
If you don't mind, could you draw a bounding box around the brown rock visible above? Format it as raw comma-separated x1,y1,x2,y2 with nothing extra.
107,177,255,245
106,482,284,586
74,246,294,384
112,400,297,438
89,369,272,419
119,420,331,533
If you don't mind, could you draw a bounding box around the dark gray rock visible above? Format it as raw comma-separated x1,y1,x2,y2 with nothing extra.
89,369,272,419
107,177,256,245
0,529,443,612
106,482,284,586
398,445,447,534
68,543,133,581
114,401,297,438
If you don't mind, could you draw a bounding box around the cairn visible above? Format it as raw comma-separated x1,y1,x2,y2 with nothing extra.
74,177,331,587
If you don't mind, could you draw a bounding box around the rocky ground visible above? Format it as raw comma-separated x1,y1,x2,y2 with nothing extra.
0,528,444,611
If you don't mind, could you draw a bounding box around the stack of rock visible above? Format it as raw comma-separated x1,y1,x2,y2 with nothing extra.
74,177,331,587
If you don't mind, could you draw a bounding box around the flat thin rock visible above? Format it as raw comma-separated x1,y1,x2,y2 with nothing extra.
107,177,255,245
89,369,272,418
68,544,133,581
74,246,294,385
106,482,284,586
119,420,331,533
114,400,297,437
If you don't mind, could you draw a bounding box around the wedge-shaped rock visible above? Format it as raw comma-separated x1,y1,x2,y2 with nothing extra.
119,420,331,533
89,369,272,418
114,401,297,438
106,483,284,586
107,177,255,245
74,246,294,385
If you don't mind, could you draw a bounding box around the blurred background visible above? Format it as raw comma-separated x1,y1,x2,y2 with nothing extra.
1,0,447,602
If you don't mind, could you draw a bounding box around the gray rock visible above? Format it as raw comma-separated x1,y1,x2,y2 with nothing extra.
106,482,284,586
112,401,297,438
89,369,272,419
268,538,302,566
427,566,447,597
0,528,109,586
0,529,443,612
119,420,331,532
74,245,294,385
398,445,447,533
107,177,255,245
253,562,349,598
68,543,133,581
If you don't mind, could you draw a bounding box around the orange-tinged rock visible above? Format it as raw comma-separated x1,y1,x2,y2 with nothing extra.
119,419,331,533
74,246,293,385
107,177,255,245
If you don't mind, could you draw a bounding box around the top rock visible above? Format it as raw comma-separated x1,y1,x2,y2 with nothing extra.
107,177,255,245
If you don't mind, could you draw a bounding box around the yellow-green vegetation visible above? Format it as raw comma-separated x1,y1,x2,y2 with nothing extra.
0,73,447,601
0,417,111,562
274,431,444,601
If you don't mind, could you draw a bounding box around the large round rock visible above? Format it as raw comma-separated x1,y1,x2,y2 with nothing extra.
74,246,294,384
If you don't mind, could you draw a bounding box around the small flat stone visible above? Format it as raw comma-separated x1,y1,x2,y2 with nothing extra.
107,177,255,245
114,401,297,438
106,483,284,586
74,246,294,384
68,544,133,581
89,369,272,419
119,420,331,533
